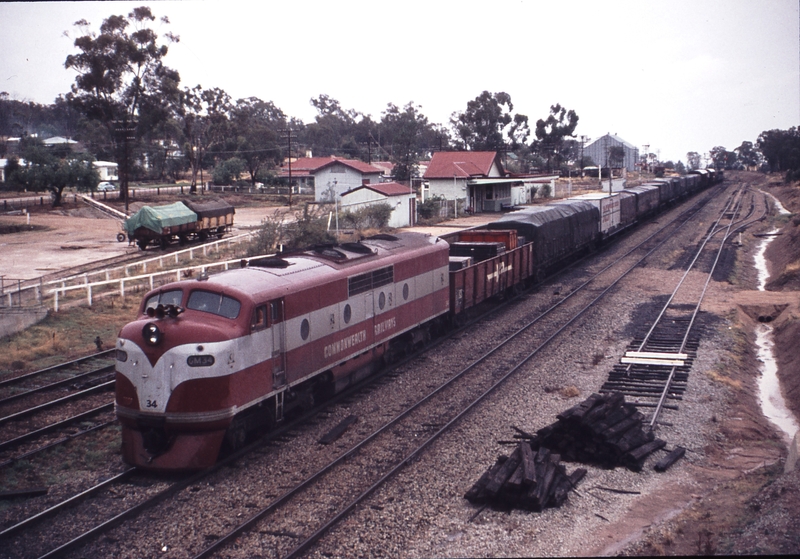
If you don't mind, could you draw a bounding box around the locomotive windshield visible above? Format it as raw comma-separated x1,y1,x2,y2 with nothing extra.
187,290,241,319
144,289,183,311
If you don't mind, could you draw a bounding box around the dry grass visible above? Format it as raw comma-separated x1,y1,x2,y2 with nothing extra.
0,295,140,376
559,385,581,398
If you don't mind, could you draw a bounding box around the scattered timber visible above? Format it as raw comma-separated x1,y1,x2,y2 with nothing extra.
465,392,680,513
318,414,357,445
654,446,686,472
0,487,48,500
465,441,587,512
518,392,669,472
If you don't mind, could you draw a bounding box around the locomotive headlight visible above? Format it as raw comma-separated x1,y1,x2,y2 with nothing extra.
142,322,163,346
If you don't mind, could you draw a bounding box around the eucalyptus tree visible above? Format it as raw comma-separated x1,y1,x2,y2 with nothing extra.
64,6,180,203
450,91,529,152
6,136,99,205
175,85,232,192
230,97,286,186
533,103,579,171
379,102,441,182
686,151,702,171
304,94,374,158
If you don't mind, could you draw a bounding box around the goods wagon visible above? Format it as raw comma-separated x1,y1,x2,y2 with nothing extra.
124,200,235,250
626,185,661,218
486,201,599,278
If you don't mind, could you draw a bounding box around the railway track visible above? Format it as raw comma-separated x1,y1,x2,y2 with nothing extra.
600,185,768,427
0,350,116,467
0,182,741,558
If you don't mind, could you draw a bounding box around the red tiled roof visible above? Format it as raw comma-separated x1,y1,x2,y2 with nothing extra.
423,151,504,179
342,181,412,198
281,157,337,172
314,158,383,174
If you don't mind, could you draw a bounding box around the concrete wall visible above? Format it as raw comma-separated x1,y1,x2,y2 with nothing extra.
0,307,48,338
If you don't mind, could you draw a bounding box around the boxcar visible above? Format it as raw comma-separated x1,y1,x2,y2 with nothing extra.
626,185,661,219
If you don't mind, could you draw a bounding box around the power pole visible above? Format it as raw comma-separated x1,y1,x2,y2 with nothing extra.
280,128,294,207
579,135,589,177
114,118,136,214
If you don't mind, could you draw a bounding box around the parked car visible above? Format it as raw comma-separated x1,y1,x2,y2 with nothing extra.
98,181,117,191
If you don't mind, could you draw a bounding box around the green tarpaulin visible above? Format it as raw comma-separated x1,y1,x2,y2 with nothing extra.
124,202,197,235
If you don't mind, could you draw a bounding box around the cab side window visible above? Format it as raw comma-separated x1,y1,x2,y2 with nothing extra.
251,305,268,331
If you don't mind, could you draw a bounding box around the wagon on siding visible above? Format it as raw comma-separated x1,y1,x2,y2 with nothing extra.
123,200,235,250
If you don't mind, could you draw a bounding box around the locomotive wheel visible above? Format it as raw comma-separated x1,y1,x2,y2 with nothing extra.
137,239,148,250
160,237,169,250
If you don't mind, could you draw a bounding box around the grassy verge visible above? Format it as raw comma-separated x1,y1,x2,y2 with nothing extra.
0,295,140,376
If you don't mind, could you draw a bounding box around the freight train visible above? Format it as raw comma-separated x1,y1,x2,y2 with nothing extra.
115,170,722,470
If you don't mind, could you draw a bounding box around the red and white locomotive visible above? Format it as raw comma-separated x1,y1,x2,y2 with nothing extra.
115,233,450,470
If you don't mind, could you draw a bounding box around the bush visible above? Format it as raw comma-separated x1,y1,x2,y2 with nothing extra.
212,157,246,186
341,203,392,230
246,203,336,255
417,195,444,220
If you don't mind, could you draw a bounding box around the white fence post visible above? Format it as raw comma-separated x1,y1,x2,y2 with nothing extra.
120,278,125,298
87,285,92,306
54,291,59,312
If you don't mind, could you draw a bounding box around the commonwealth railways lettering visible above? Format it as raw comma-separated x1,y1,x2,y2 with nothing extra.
324,329,367,358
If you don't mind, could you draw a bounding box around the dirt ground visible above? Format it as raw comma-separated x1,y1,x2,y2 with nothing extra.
1,173,799,556
0,196,283,281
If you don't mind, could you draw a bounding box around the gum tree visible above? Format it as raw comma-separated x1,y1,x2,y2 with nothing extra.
64,6,180,205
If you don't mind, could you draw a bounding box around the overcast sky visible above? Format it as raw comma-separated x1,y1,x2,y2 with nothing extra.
1,0,798,163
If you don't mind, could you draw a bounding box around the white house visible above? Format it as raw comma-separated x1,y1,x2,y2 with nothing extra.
424,151,515,213
93,161,119,182
313,158,384,202
339,182,416,228
1,158,26,182
43,136,79,149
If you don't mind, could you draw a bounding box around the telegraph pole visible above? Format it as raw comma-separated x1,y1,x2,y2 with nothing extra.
579,135,589,177
280,128,294,207
114,118,136,214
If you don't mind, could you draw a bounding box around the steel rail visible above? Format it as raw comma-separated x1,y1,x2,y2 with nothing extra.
0,402,114,454
0,350,114,389
0,365,115,406
0,380,114,427
0,468,136,540
648,185,762,427
0,418,115,469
